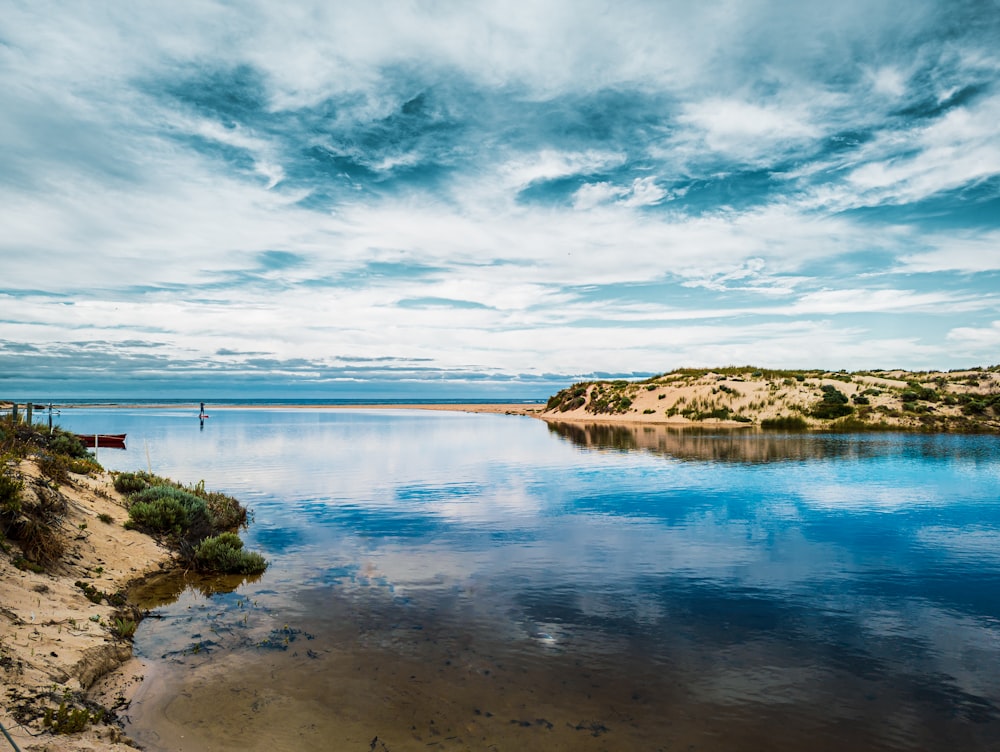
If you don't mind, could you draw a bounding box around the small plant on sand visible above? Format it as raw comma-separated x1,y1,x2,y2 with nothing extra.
75,580,104,604
42,689,104,734
110,615,137,640
13,556,45,573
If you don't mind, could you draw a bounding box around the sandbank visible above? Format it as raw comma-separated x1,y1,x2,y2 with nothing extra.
1,462,175,752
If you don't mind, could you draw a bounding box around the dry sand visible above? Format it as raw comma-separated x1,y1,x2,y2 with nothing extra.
1,461,175,752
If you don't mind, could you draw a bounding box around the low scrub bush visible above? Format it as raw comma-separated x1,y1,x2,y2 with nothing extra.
47,432,88,459
35,452,72,485
202,490,248,531
113,471,157,494
126,485,208,537
900,387,939,403
193,532,267,574
0,471,23,513
811,385,854,419
3,488,66,567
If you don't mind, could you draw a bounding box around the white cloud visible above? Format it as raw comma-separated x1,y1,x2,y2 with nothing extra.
897,230,1000,273
499,149,627,189
787,288,986,316
572,177,667,209
820,94,1000,209
676,98,820,162
866,66,907,98
947,321,1000,349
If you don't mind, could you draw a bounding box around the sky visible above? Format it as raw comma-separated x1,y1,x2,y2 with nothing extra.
2,0,999,399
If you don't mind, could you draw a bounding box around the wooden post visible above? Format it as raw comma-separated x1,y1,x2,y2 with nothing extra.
26,403,33,425
11,403,18,423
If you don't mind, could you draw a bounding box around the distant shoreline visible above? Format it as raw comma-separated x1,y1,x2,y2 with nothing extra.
7,362,1000,433
39,401,547,414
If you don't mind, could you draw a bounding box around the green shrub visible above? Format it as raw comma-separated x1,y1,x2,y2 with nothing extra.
811,385,854,419
35,452,71,485
194,532,267,575
0,471,23,513
819,385,849,404
48,432,88,459
113,471,155,494
812,402,854,419
899,387,939,403
126,485,208,537
202,491,248,531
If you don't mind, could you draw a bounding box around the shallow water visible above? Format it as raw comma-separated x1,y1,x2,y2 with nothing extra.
58,408,1000,750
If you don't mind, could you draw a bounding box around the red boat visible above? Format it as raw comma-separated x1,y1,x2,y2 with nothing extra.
75,433,127,449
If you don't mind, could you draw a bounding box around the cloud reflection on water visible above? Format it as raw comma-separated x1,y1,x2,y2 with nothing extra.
64,408,1000,747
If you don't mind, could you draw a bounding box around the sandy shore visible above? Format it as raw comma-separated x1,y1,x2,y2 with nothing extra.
1,462,175,752
308,402,547,416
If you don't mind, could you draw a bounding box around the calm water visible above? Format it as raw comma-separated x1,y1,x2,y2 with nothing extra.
58,408,1000,751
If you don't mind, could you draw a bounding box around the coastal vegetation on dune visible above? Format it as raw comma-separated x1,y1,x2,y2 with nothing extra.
543,366,1000,432
113,472,266,574
0,420,266,578
1,413,266,744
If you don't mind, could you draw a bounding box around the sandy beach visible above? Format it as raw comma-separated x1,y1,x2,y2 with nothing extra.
1,461,175,752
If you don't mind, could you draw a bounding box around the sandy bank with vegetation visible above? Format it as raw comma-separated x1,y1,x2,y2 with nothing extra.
540,366,1000,432
1,421,264,751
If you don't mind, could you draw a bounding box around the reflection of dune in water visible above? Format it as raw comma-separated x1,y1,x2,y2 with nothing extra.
129,569,263,608
546,422,896,463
